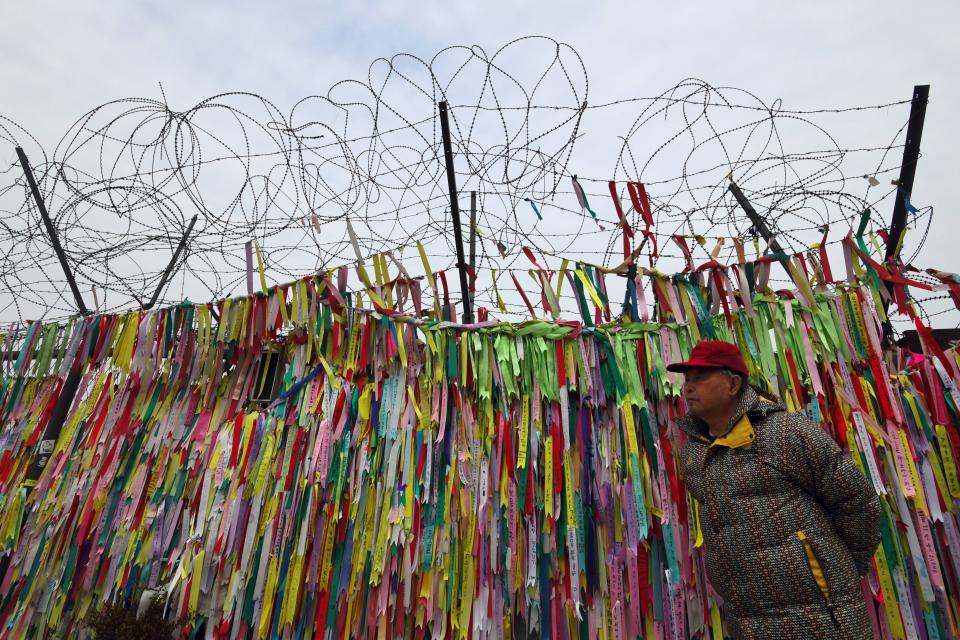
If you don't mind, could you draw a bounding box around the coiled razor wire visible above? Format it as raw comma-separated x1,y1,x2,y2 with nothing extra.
0,36,943,331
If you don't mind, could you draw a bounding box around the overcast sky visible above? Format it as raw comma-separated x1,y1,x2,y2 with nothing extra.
2,1,958,327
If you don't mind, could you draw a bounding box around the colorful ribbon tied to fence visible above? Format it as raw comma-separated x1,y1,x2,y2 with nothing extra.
0,259,959,639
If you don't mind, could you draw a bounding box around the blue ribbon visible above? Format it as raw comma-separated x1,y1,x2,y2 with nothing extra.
269,363,324,409
525,198,543,220
899,187,922,214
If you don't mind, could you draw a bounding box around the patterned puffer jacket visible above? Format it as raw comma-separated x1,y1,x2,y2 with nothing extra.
679,385,882,640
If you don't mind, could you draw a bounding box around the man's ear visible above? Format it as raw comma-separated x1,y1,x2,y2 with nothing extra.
729,375,744,396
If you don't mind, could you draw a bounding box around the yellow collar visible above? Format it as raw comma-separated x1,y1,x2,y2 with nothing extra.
710,414,756,449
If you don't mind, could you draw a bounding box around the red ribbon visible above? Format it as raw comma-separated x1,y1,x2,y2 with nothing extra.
672,235,694,273
628,181,658,258
510,272,537,317
819,226,834,283
609,181,634,260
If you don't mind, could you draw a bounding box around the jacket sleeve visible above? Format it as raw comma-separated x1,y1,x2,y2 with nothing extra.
786,415,882,576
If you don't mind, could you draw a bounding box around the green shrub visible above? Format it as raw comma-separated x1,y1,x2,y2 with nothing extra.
85,596,184,640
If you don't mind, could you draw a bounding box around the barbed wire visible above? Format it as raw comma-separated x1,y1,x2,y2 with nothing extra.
0,36,944,329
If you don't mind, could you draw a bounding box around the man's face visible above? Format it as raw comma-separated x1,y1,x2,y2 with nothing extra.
682,367,740,418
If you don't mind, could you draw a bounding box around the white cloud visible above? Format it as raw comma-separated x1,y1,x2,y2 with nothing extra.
1,0,958,326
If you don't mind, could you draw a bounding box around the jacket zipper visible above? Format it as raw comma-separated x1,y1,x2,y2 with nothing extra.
797,530,839,627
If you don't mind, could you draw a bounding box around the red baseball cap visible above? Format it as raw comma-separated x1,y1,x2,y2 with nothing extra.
666,340,749,378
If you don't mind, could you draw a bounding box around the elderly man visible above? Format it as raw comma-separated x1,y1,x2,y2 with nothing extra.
668,340,881,640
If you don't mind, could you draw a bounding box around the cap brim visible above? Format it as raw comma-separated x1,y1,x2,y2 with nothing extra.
665,360,731,373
